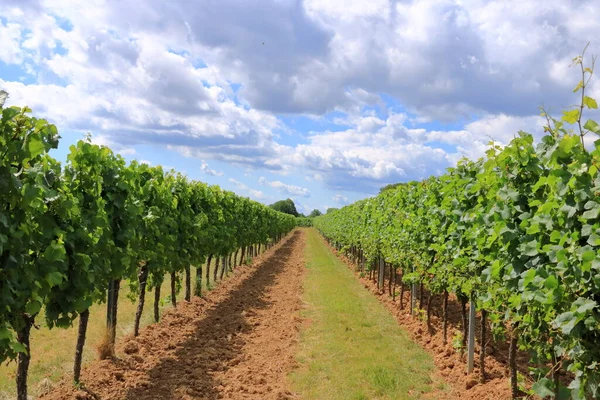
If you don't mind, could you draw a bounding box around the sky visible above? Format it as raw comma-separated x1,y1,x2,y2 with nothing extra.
1,0,599,214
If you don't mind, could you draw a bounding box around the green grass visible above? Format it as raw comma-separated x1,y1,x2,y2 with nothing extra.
291,229,435,400
0,252,245,399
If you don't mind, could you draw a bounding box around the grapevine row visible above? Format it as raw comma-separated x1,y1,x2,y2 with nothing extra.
0,105,296,400
314,54,600,400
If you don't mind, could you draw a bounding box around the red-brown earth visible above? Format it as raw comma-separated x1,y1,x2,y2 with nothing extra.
41,230,305,400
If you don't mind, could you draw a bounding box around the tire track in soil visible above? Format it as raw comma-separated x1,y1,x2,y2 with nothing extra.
41,230,305,400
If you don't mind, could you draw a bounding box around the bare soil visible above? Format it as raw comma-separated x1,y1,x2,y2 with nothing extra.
41,230,306,400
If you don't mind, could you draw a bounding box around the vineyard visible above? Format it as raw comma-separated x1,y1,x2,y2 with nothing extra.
0,104,296,400
3,49,600,400
313,55,600,400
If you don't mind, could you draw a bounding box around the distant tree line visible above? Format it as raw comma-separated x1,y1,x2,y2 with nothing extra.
269,198,322,219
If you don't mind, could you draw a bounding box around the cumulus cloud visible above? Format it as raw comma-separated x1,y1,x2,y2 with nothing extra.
292,199,313,216
333,194,348,204
4,0,595,119
228,178,264,200
268,114,454,192
0,20,23,64
267,109,554,193
303,0,599,120
258,177,311,197
0,6,283,171
464,114,546,143
0,0,596,199
89,134,137,155
200,160,223,176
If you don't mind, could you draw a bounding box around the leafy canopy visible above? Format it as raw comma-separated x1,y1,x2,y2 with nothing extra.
269,198,299,217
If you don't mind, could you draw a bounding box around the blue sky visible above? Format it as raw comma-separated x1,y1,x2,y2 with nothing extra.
1,0,598,214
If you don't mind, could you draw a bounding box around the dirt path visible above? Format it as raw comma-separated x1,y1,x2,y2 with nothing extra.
41,230,306,400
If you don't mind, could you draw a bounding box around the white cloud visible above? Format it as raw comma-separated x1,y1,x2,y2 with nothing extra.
258,176,310,197
304,0,390,20
464,114,546,143
333,194,348,204
0,21,23,64
5,0,595,121
228,178,265,200
268,114,453,192
89,134,136,155
200,160,223,176
0,14,283,171
268,110,552,193
0,0,596,199
292,199,313,216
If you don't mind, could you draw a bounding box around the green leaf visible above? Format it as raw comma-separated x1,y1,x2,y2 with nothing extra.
522,240,539,256
562,109,580,124
581,224,593,237
527,223,540,235
46,271,64,286
554,312,577,335
25,300,41,316
583,96,598,109
584,119,600,134
560,204,577,218
28,135,45,158
43,242,66,263
587,233,600,246
557,387,571,400
583,208,599,220
532,378,555,399
544,275,558,290
573,80,584,93
23,184,38,204
582,250,596,262
0,327,12,340
9,341,27,354
522,269,536,287
550,230,562,243
574,298,596,314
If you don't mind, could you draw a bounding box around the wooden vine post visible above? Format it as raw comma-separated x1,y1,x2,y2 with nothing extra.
467,296,476,374
378,256,385,290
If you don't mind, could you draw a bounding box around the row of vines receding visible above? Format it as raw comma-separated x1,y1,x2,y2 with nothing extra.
314,49,600,400
0,97,297,400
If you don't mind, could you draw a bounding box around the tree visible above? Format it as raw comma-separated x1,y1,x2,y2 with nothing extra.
308,209,322,218
269,198,299,217
379,182,407,193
